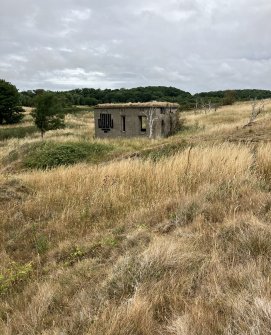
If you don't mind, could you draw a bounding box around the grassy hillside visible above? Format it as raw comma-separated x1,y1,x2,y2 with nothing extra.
1,101,271,334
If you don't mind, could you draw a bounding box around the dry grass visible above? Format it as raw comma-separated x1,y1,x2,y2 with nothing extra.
1,102,271,334
184,99,271,137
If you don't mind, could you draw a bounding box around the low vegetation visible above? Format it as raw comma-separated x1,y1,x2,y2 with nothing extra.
0,125,37,141
23,141,114,169
0,100,271,334
138,140,188,161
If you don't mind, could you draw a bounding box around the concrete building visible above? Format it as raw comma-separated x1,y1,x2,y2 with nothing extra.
94,102,180,139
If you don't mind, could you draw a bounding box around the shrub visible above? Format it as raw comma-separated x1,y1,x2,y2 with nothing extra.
222,90,236,105
23,141,114,169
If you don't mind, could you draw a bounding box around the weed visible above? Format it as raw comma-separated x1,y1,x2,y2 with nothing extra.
64,246,86,266
0,262,33,295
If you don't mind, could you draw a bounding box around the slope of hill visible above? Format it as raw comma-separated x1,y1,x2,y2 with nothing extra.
1,101,271,334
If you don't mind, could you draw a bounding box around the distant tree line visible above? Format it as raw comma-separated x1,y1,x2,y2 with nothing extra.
194,89,271,105
19,86,193,110
19,87,271,111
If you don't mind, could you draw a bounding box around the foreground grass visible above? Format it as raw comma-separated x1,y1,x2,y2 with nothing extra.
1,101,271,334
1,142,271,334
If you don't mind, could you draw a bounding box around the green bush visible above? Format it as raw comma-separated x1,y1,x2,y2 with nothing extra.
23,141,114,169
0,126,37,141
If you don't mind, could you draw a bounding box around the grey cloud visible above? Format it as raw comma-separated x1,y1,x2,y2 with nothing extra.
0,0,270,92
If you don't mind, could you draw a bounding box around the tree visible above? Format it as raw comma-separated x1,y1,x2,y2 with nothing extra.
0,79,24,124
144,107,159,139
222,90,236,105
244,98,265,127
31,92,65,138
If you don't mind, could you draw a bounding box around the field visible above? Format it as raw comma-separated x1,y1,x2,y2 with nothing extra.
1,101,271,334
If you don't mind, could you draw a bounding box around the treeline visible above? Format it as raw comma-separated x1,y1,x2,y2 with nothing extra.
195,89,271,104
19,87,192,110
19,87,271,110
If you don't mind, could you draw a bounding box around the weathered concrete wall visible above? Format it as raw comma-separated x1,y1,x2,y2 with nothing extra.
94,107,178,139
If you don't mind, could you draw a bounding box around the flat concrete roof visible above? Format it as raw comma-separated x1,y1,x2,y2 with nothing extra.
95,101,180,109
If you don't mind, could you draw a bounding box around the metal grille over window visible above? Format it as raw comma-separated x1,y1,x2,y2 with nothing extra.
98,113,114,133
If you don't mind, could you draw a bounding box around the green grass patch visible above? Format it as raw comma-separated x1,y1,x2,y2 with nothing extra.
23,141,114,169
64,106,94,113
139,140,188,161
180,121,205,135
0,126,38,141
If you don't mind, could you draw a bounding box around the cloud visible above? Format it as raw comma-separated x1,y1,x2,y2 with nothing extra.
0,0,270,92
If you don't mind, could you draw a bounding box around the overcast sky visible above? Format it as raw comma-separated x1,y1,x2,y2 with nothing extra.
0,0,270,93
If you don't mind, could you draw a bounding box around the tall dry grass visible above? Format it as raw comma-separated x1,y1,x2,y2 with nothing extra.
1,140,271,334
14,144,253,236
184,99,271,136
1,103,271,334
